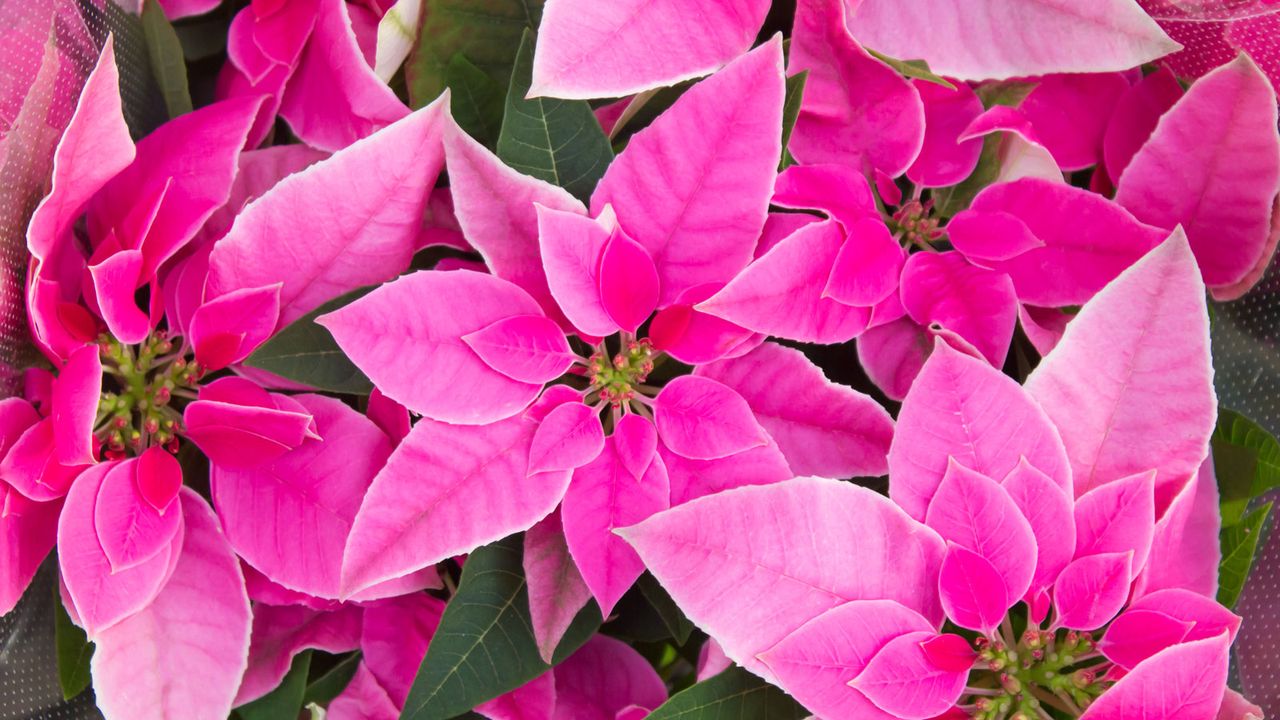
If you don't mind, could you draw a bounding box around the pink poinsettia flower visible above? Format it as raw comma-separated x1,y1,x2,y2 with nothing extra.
320,40,894,651
624,232,1258,718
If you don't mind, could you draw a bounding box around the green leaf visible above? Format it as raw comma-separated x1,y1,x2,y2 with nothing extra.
1212,408,1280,525
779,72,808,171
54,589,93,701
400,535,603,720
406,0,544,109
89,0,169,138
302,652,362,707
645,666,809,720
446,53,507,149
238,651,312,720
140,0,193,118
245,288,374,395
1218,502,1272,609
866,49,954,89
638,573,694,645
497,30,614,203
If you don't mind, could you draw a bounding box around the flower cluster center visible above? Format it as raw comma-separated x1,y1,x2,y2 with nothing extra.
892,199,944,249
965,629,1108,719
95,332,200,459
586,338,656,407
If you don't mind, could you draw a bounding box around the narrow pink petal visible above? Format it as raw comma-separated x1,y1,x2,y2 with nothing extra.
1134,458,1221,598
91,491,249,720
856,316,931,402
536,205,616,337
654,376,767,460
889,341,1071,521
318,270,546,425
0,485,61,615
1098,609,1194,670
1000,459,1076,600
212,395,392,598
528,402,606,475
477,671,556,720
563,422,669,615
661,440,793,506
590,38,783,305
525,512,593,664
938,543,1014,634
444,119,585,329
824,218,904,307
697,342,893,478
647,284,757,366
1103,66,1184,181
94,453,182,572
277,0,409,151
1019,73,1131,170
925,461,1037,605
771,164,878,230
208,96,447,327
1052,551,1133,631
901,251,1017,367
598,228,659,333
235,604,363,705
698,220,871,343
51,344,101,466
341,415,571,597
1074,470,1157,575
1025,231,1215,502
463,315,576,385
849,631,969,720
1115,55,1280,289
845,0,1179,80
618,478,946,680
1078,633,1229,720
529,0,769,99
552,635,668,719
89,249,151,344
362,593,447,706
907,80,985,187
757,599,933,720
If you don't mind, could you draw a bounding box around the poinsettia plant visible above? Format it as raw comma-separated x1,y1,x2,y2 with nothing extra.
1,0,1279,718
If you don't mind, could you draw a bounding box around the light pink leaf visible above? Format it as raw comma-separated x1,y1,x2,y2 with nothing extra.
94,451,182,572
757,599,933,720
1103,66,1184,182
529,0,769,99
618,477,946,680
1074,469,1157,574
1078,633,1230,720
907,79,985,187
563,418,669,615
208,95,447,328
1115,55,1280,293
362,593,447,706
183,380,318,470
938,543,1012,634
341,415,571,596
590,38,783,305
1134,458,1221,598
925,460,1037,605
850,631,969,720
235,604,363,705
900,251,1017,367
697,638,731,682
789,0,925,177
1098,609,1194,670
697,342,893,478
553,635,668,719
846,0,1179,81
824,217,904,307
92,490,250,720
525,512,593,664
528,402,606,475
598,228,659,333
445,120,585,329
1000,459,1076,600
212,395,392,598
536,205,616,337
1025,230,1215,502
51,344,101,467
1052,551,1133,631
319,270,546,425
889,341,1071,521
699,220,871,343
660,440,793,506
654,376,767,460
463,315,577,385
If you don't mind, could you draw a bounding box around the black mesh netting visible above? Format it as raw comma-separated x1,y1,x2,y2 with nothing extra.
1,1,1278,717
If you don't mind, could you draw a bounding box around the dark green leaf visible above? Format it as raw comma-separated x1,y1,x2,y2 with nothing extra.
866,49,954,89
406,0,544,109
446,53,506,149
1218,502,1272,609
302,652,362,707
779,72,808,171
975,80,1037,109
638,574,694,645
55,589,93,701
238,651,311,720
497,30,614,202
245,288,374,394
141,0,193,118
401,536,603,720
645,666,809,720
1212,408,1280,525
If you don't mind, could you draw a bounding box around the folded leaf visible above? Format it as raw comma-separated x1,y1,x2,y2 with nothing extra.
525,512,593,664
